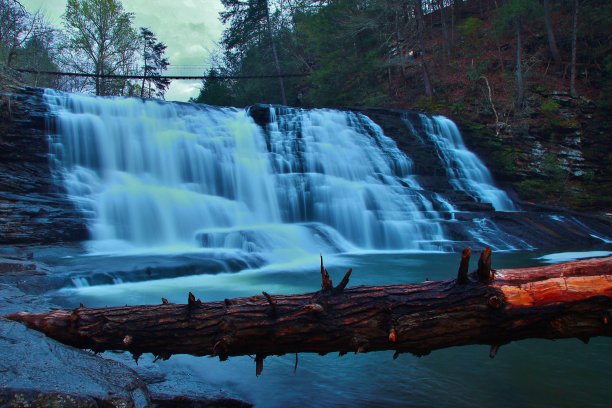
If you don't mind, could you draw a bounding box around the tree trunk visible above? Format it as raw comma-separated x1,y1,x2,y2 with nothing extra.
438,0,451,59
140,38,147,98
515,17,524,106
95,60,101,96
570,0,579,96
6,255,611,371
414,0,434,97
265,0,287,106
543,0,562,65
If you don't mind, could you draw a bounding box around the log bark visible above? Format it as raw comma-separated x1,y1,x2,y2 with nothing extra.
5,254,611,371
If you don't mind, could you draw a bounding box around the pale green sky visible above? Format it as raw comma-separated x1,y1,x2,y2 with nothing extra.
20,0,225,101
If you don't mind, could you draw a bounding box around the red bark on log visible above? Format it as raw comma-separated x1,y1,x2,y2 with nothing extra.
5,252,612,372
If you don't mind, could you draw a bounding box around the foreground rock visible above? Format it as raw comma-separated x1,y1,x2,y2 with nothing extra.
0,253,252,407
0,282,150,407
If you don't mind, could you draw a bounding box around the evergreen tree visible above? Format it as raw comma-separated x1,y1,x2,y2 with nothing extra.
190,68,236,106
220,0,286,104
140,27,170,99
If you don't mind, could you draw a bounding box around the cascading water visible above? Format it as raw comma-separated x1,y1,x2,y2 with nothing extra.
420,114,516,211
44,91,452,264
265,107,446,249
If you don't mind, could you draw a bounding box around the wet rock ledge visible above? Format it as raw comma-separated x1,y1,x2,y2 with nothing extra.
0,86,88,245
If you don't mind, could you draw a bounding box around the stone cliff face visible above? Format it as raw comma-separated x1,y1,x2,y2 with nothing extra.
0,87,88,245
455,92,611,212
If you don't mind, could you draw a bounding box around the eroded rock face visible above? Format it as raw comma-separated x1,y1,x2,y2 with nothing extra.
456,92,611,211
0,87,88,245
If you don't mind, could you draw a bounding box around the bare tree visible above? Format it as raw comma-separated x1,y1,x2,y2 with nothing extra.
0,0,48,67
569,0,578,96
542,0,562,65
515,16,524,106
265,0,287,105
414,0,434,97
437,0,451,59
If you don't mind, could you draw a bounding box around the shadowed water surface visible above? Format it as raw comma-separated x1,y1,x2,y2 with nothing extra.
46,249,612,408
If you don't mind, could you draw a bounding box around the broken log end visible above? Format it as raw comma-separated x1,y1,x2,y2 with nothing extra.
388,327,397,343
489,344,500,359
487,295,503,309
123,335,133,347
262,291,277,317
456,247,472,284
477,247,493,282
320,255,333,292
304,303,325,314
187,292,202,307
334,268,353,294
255,354,265,376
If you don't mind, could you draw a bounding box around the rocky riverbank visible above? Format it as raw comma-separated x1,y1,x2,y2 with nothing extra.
0,247,252,407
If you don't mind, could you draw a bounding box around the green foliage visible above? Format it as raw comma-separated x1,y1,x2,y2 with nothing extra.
493,147,518,175
191,68,236,106
542,152,564,180
531,84,546,95
196,0,395,107
550,118,579,129
583,169,595,182
414,96,444,113
61,0,139,95
467,61,490,82
140,27,170,99
604,54,612,75
516,179,555,197
295,0,389,107
450,100,465,116
12,36,60,88
492,0,540,37
458,17,483,37
540,99,560,114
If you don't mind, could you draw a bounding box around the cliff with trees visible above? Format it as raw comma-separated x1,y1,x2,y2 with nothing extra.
1,0,610,211
191,0,611,211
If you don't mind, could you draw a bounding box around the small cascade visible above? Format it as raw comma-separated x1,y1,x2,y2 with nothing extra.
434,193,457,220
421,115,516,211
467,218,534,251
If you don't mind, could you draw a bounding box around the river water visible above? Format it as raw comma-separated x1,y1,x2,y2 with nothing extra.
42,248,611,408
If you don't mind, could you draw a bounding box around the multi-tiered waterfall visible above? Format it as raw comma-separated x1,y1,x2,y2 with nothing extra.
44,90,518,262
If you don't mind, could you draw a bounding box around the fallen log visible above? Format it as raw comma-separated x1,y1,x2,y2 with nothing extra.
5,252,612,374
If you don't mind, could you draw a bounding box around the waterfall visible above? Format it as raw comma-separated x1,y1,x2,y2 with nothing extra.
44,91,451,259
421,115,516,211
